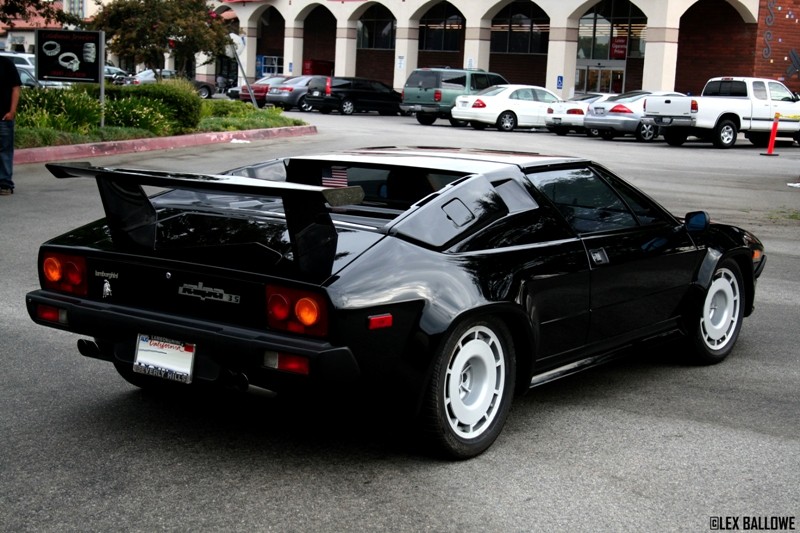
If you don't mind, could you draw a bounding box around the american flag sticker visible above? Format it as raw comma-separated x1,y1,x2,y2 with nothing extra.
322,166,349,188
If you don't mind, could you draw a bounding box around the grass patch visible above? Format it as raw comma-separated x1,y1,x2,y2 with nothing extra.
767,208,800,222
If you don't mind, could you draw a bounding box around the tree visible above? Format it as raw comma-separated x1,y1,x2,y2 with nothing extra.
89,0,231,75
1,0,81,27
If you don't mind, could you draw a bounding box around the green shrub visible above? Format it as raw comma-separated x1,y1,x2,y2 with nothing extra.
105,98,173,136
18,88,102,134
201,98,255,119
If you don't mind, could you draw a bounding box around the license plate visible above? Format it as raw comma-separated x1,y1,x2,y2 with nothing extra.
657,117,673,125
134,334,195,384
552,117,562,124
595,109,605,115
312,90,320,96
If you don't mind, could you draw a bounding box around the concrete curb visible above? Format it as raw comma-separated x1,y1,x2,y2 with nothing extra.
14,125,318,165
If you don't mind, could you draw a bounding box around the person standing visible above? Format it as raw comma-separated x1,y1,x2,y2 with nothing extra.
1,55,22,196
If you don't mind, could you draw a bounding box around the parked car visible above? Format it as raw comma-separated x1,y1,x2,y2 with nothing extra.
104,66,129,85
16,65,71,89
239,75,291,107
127,69,215,99
584,90,684,142
265,75,319,111
15,65,41,88
451,84,562,132
545,93,615,136
400,67,508,126
305,76,403,115
28,147,765,459
0,51,36,67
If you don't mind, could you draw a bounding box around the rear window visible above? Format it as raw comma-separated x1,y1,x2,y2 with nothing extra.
703,80,748,97
406,70,440,89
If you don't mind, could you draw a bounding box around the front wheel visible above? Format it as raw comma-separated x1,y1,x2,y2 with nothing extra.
340,99,355,115
496,111,517,132
420,318,516,459
688,259,745,364
713,119,738,148
416,113,437,126
196,86,212,99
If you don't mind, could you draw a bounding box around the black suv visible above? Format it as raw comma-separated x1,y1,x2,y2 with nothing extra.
305,77,403,115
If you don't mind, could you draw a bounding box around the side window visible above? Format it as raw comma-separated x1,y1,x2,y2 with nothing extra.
769,81,794,102
534,89,559,103
527,168,638,234
592,167,670,226
511,89,533,100
752,81,768,100
441,73,467,89
471,74,491,91
488,74,507,85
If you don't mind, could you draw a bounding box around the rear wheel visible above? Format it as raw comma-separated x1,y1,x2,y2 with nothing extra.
340,99,355,115
586,128,600,137
747,132,770,147
553,127,569,136
416,113,437,126
297,96,312,112
196,85,212,99
420,317,516,459
634,122,658,142
496,111,517,132
713,119,738,148
449,117,468,127
600,130,615,140
688,259,744,364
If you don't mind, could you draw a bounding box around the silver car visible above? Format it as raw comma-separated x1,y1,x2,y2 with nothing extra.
265,75,321,112
584,90,684,142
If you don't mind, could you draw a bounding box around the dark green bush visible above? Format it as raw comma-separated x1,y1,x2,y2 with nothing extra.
18,88,102,134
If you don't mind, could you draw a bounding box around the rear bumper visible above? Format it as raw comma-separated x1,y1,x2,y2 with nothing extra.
641,116,696,127
399,103,450,116
26,290,361,390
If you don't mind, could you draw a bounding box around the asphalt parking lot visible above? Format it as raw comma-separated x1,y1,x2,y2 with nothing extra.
2,112,798,532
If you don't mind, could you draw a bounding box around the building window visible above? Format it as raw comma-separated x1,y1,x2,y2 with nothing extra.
419,2,464,52
357,5,396,50
577,0,646,60
65,0,85,19
490,0,549,54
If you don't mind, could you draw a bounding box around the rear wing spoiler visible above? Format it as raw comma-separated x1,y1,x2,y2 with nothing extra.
46,163,365,276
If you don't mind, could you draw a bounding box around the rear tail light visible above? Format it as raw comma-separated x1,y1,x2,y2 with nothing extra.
567,109,585,115
472,99,486,108
547,107,554,114
42,252,88,296
691,99,699,113
325,77,332,96
434,89,442,102
278,86,294,93
609,104,633,114
266,285,328,337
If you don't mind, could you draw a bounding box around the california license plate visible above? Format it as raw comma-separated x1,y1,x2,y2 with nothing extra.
133,334,195,384
552,117,562,124
657,117,673,125
312,90,320,96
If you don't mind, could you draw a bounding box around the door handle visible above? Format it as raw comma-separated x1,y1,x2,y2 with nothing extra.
590,248,609,265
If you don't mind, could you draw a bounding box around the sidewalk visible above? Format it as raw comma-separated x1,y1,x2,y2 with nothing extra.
13,125,318,165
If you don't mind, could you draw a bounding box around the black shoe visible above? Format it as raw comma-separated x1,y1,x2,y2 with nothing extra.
0,188,13,196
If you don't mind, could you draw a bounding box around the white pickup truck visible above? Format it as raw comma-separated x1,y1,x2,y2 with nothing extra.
642,77,800,148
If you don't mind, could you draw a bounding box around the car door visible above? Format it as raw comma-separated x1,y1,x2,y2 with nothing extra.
527,165,702,343
508,88,538,126
532,88,562,126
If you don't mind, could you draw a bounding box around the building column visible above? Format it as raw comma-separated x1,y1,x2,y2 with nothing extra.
463,24,491,70
283,25,303,76
641,26,680,91
241,25,259,82
394,26,419,90
546,24,579,99
335,24,358,77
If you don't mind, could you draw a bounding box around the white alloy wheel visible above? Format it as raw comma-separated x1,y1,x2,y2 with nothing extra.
699,267,741,351
443,325,506,439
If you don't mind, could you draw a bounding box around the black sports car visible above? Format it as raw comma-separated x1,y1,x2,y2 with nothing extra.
25,147,766,459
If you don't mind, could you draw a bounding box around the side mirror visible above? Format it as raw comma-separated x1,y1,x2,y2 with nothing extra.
685,211,710,232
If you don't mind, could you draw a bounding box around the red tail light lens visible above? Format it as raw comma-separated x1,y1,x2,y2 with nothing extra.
567,109,585,115
471,99,486,108
691,99,699,113
434,89,442,102
279,86,294,93
325,77,332,96
266,285,328,337
42,252,87,296
609,104,633,114
547,107,554,114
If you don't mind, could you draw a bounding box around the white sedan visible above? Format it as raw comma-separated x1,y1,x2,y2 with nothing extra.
545,93,615,137
452,84,562,132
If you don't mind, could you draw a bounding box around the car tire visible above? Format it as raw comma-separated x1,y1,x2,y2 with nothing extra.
553,127,569,136
420,317,516,459
471,121,487,130
297,96,312,112
747,132,770,147
496,111,517,132
416,113,437,126
713,119,738,148
586,128,600,137
634,122,658,142
449,118,468,127
600,130,615,140
318,107,332,115
197,85,212,99
340,99,355,115
688,259,744,364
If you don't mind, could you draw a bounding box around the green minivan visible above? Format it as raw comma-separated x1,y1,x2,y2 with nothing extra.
400,68,509,126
